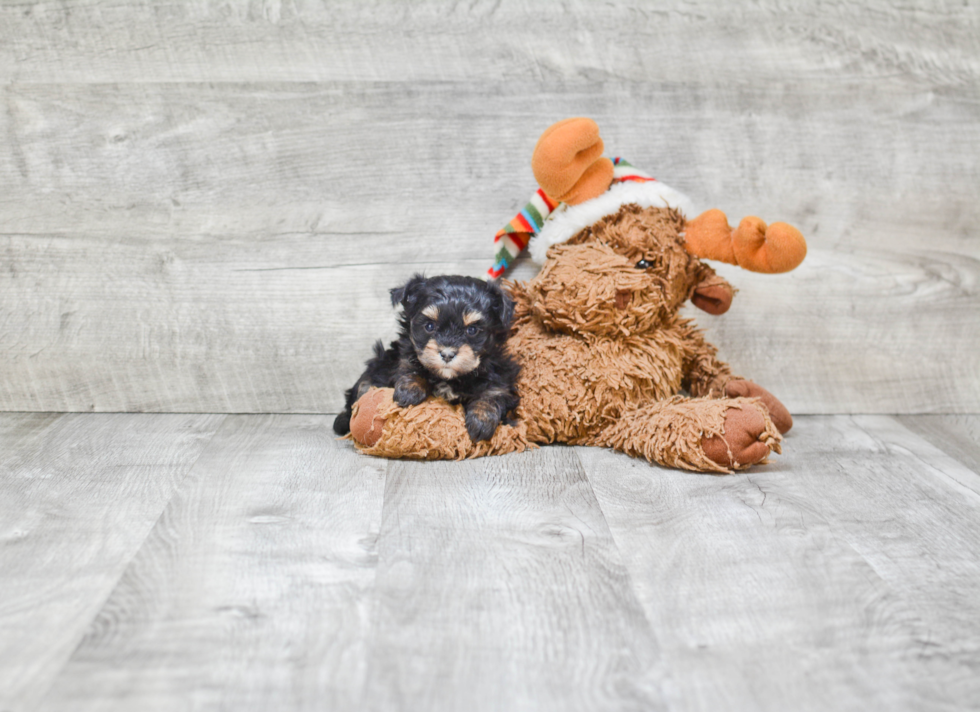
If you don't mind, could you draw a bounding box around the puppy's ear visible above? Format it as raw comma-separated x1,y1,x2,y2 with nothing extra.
487,281,515,329
390,274,426,309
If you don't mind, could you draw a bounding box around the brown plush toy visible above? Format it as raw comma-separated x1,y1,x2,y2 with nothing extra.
346,118,805,473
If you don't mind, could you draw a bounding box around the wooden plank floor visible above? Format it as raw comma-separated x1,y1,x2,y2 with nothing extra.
2,413,978,712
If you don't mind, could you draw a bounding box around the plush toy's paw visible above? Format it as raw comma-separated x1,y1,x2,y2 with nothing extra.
349,388,391,447
393,375,428,407
725,379,793,433
464,401,502,443
701,405,773,470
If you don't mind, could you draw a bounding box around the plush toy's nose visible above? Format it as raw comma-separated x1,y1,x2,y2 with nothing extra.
614,289,632,310
440,348,457,363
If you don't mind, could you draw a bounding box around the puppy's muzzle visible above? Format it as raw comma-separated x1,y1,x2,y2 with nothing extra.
419,341,481,379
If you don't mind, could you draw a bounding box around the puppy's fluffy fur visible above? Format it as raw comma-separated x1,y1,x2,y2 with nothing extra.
333,274,520,442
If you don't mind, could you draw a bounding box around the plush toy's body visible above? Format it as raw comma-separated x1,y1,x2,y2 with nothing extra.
347,118,805,473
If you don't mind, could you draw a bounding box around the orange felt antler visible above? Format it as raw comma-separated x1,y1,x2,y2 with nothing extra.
530,117,807,273
532,118,614,206
685,209,807,274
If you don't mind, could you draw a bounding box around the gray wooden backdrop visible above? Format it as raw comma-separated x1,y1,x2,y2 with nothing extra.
1,0,978,414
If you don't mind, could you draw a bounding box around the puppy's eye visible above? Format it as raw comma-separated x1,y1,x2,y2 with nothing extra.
424,322,436,333
635,259,651,269
466,325,479,336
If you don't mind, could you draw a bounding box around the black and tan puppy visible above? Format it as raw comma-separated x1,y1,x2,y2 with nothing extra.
333,274,520,443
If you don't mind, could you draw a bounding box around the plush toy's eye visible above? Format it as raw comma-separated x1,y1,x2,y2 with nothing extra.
466,325,478,336
635,259,651,269
424,322,436,333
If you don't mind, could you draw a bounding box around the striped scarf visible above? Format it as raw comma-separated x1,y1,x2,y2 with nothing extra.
487,158,657,280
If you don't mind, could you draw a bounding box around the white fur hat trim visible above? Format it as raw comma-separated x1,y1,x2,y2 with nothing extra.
528,180,697,264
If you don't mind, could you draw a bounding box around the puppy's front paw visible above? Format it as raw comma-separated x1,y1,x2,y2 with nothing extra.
394,375,428,407
465,400,501,442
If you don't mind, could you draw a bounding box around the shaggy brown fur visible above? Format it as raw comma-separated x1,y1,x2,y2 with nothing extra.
350,204,785,473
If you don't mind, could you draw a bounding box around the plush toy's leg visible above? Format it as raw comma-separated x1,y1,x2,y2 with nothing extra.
346,388,532,460
595,396,781,474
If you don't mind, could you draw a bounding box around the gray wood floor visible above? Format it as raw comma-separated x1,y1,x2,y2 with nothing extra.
2,412,979,712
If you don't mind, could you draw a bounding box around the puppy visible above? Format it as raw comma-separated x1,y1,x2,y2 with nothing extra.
333,274,520,443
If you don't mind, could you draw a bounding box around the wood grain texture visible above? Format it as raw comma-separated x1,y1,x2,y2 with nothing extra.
0,412,223,712
695,247,980,415
363,447,666,712
1,78,977,413
3,80,977,247
35,414,387,712
3,411,980,710
579,415,980,711
1,0,977,86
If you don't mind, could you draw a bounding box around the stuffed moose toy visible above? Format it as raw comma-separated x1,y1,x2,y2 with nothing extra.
345,118,806,473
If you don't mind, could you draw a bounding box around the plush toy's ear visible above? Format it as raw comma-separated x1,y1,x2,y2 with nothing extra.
390,274,427,309
691,274,734,315
487,281,515,329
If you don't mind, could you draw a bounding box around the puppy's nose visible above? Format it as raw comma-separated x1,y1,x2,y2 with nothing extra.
439,348,457,363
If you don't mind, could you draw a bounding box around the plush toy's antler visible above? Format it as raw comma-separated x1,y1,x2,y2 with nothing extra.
489,117,808,280
685,209,807,274
532,118,614,206
489,118,624,279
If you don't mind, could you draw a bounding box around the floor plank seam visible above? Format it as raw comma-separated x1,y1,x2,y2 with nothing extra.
860,417,980,500
354,457,391,710
570,447,663,635
27,414,231,711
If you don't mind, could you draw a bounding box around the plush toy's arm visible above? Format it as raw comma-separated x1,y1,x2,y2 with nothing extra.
681,267,741,397
680,328,793,434
681,328,736,398
347,388,533,460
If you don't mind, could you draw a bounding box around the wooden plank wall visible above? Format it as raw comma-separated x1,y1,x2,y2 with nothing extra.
1,0,977,414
